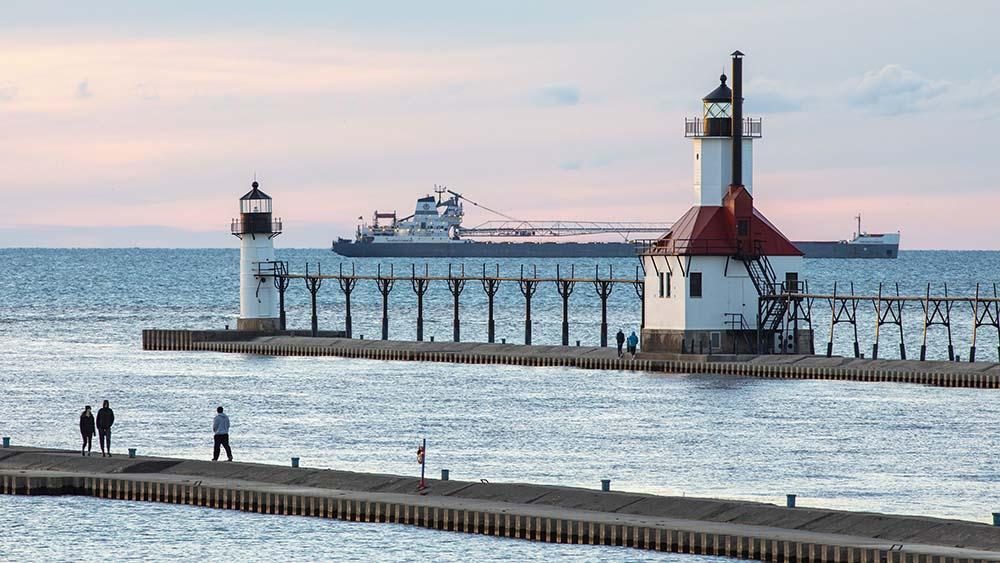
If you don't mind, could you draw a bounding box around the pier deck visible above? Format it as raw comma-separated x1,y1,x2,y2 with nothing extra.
143,329,1000,389
1,447,997,562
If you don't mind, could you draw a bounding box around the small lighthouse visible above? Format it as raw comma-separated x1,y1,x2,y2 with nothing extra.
640,51,806,354
231,180,282,331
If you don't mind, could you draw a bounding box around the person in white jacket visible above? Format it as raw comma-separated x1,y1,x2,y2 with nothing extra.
212,406,233,462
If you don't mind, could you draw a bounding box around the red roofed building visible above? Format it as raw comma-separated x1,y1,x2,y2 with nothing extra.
639,52,810,355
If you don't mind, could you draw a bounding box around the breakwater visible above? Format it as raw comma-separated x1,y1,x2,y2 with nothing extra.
1,447,997,562
142,330,1000,389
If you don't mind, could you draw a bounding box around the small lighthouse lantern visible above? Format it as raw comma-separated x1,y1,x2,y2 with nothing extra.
702,75,734,137
233,179,282,331
233,181,282,237
241,183,272,214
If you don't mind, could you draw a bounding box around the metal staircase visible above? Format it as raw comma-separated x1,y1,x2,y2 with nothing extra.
738,241,789,352
723,312,755,354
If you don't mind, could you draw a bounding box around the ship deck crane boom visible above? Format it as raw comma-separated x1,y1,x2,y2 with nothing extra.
445,189,520,222
443,188,670,239
458,220,671,239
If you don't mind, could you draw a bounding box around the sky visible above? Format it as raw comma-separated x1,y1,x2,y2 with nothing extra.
2,1,999,248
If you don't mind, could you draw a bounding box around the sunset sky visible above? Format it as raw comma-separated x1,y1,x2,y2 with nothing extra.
2,1,998,248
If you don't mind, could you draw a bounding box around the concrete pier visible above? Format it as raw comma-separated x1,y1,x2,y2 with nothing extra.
1,447,997,562
143,329,1000,389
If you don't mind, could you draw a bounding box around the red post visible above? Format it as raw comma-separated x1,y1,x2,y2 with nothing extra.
417,438,427,490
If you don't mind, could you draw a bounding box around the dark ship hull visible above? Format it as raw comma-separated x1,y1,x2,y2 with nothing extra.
332,240,637,258
793,241,899,259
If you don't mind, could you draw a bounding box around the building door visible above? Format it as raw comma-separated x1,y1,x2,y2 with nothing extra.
728,279,748,326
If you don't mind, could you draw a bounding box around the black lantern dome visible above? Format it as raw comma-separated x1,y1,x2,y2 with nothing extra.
702,75,733,137
240,180,272,214
232,180,281,236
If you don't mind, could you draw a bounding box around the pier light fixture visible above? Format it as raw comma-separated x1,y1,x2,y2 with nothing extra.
240,181,273,214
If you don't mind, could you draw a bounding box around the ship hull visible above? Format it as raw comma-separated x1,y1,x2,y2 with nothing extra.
332,241,637,258
793,241,899,259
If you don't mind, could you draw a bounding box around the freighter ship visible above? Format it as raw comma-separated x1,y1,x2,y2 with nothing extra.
331,187,671,258
792,216,900,259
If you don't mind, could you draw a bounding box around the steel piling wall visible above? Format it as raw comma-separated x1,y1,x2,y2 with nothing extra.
1,472,986,563
140,330,1000,389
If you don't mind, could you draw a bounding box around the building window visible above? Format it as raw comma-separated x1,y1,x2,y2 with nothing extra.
658,272,671,298
737,219,749,236
704,101,732,118
785,272,799,293
690,272,702,298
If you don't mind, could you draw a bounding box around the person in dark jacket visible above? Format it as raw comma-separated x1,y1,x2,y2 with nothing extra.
79,406,95,456
615,329,626,358
96,400,115,457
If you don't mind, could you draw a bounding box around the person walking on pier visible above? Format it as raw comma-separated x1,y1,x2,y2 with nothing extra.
79,405,95,456
616,329,626,358
212,406,233,462
626,331,639,359
96,400,115,457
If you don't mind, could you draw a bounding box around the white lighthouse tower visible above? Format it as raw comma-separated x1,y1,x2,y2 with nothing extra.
640,51,806,354
232,180,282,331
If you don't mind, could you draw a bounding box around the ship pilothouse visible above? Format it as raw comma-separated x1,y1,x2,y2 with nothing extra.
354,186,467,244
231,180,283,331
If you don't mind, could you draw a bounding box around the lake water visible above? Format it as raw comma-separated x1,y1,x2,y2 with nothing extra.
2,249,999,561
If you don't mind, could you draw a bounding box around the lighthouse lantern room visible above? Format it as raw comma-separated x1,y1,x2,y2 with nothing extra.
232,180,282,331
641,52,809,355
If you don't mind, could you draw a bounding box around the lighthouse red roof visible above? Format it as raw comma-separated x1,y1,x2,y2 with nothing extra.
645,203,802,257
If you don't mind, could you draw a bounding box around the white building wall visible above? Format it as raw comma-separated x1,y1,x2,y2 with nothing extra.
239,235,279,320
644,254,802,331
643,255,686,330
693,138,754,206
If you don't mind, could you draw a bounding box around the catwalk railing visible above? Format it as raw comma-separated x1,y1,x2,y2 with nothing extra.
760,282,1000,362
261,262,643,347
259,261,1000,361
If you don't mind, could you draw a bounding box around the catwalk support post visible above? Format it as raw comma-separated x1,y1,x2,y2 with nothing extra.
556,264,575,346
376,264,395,340
447,264,466,343
411,264,430,342
273,261,290,331
593,265,614,347
920,283,954,361
337,263,357,338
518,265,539,345
304,262,323,337
969,283,1000,363
481,264,501,343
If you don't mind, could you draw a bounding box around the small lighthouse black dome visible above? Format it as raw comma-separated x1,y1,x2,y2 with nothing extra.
703,74,732,103
241,180,271,203
701,73,739,137
232,179,281,236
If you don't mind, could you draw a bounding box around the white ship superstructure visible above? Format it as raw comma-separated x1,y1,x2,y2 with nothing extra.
356,188,470,245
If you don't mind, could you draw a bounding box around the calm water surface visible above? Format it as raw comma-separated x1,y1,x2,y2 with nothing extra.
2,249,999,560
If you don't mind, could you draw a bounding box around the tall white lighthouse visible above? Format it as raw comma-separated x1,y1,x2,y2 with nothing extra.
232,180,282,331
640,51,806,354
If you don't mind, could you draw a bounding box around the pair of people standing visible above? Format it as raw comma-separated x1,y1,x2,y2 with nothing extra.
79,400,114,457
615,329,640,358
